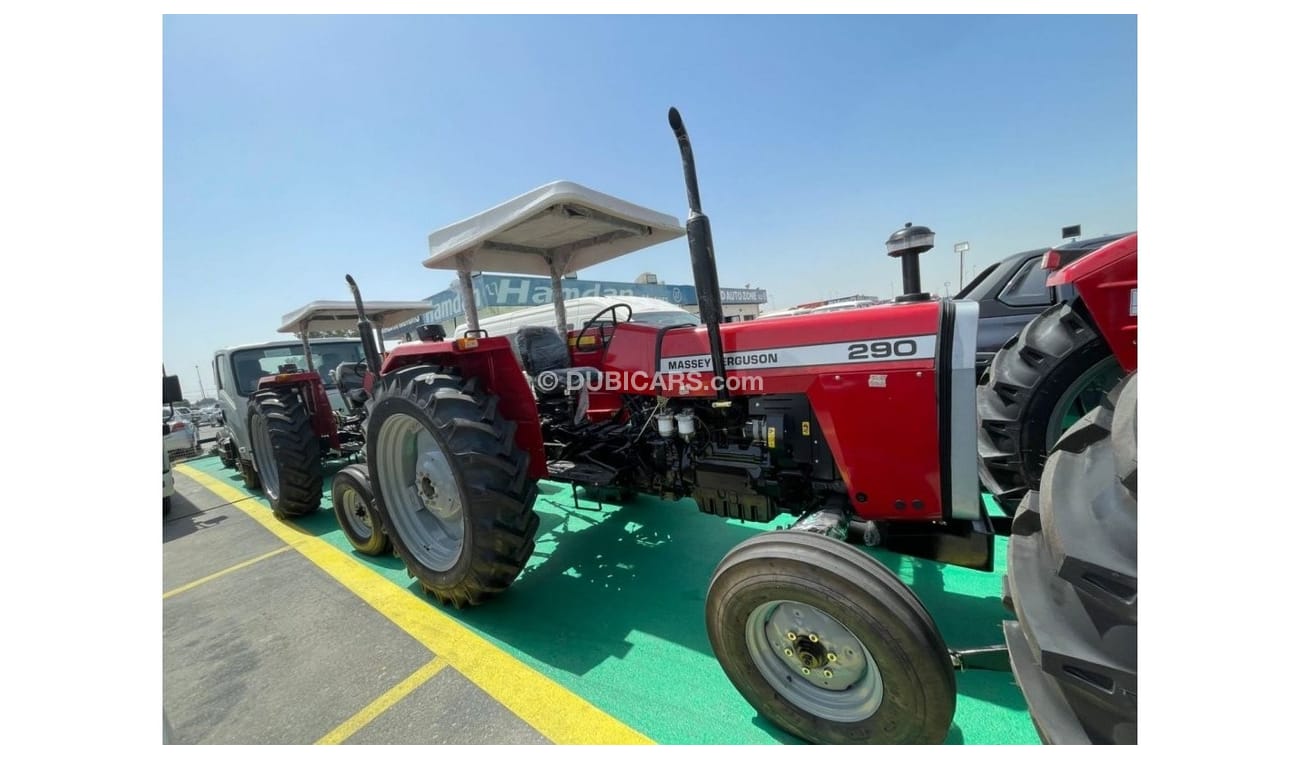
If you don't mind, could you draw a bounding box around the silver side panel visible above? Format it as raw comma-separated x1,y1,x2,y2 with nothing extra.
949,300,981,520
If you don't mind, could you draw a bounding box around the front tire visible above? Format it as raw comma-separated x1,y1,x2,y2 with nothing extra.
706,531,955,744
236,457,260,490
249,387,322,518
332,464,390,556
977,302,1124,508
217,431,237,469
366,366,539,608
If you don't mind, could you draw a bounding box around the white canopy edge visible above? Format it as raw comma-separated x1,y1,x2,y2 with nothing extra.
423,180,686,277
277,300,432,334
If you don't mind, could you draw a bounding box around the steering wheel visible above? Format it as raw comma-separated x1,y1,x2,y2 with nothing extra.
573,303,634,355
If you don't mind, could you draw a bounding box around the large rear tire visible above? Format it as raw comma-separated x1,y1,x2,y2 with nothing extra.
977,302,1124,508
332,463,390,556
706,531,955,744
366,366,539,608
249,387,323,518
1004,374,1137,744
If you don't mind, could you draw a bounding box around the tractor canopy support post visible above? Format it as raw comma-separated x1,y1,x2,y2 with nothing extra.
547,254,569,335
457,256,480,332
298,320,316,373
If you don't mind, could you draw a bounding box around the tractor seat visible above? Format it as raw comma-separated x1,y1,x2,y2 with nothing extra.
513,326,600,397
332,361,369,411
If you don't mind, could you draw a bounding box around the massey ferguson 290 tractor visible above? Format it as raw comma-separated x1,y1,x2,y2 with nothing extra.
328,109,1135,744
213,299,429,552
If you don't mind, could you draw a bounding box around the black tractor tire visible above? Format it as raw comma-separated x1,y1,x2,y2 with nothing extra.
977,301,1123,508
706,531,956,744
236,457,260,490
163,496,172,516
248,387,323,519
332,463,390,556
1003,373,1137,744
365,366,539,608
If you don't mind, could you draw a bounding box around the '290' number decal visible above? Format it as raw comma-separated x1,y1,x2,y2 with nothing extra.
847,339,919,360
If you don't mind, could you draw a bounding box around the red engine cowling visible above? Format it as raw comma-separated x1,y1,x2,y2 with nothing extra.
599,298,981,523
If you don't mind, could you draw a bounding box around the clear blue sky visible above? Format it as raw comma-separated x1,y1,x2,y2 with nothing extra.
164,14,1135,399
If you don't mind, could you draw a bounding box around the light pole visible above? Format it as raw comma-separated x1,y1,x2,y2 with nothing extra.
954,241,970,289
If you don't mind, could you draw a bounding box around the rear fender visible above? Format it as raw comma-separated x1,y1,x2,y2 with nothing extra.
380,338,547,480
1047,233,1138,372
256,372,338,449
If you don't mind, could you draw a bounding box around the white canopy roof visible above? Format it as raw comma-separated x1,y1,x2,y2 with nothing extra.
423,181,686,276
277,300,432,334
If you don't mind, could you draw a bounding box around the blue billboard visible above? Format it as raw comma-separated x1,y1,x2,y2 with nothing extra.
383,274,765,336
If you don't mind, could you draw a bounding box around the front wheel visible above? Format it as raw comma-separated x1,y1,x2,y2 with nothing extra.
236,457,260,490
216,430,237,469
706,531,955,744
332,464,390,556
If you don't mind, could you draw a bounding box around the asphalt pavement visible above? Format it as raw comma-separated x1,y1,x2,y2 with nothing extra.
163,469,565,744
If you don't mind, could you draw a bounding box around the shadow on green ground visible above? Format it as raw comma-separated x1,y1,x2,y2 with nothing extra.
183,453,1037,745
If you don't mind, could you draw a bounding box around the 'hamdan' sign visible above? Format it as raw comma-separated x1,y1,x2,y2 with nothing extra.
424,275,765,323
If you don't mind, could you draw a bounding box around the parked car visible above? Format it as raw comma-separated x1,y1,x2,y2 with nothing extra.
192,406,218,425
957,233,1132,375
163,407,199,454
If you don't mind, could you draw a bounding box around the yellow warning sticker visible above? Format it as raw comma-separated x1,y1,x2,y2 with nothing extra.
801,421,811,436
767,427,777,448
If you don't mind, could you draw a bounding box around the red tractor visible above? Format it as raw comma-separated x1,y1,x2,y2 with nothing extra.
976,233,1137,508
987,235,1138,743
230,299,430,553
335,109,1135,744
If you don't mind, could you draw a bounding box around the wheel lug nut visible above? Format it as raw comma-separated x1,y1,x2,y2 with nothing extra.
800,667,811,675
786,632,797,641
783,648,793,657
827,652,838,662
823,669,833,678
808,634,819,643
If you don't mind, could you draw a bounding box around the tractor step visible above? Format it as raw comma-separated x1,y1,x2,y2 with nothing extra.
546,460,615,487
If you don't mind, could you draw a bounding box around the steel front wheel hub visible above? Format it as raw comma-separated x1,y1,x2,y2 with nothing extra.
339,486,372,537
745,600,884,722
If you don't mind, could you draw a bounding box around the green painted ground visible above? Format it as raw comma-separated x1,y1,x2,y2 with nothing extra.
183,454,1039,745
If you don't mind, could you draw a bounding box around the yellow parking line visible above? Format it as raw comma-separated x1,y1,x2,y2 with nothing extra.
162,546,292,600
175,464,652,745
315,658,449,744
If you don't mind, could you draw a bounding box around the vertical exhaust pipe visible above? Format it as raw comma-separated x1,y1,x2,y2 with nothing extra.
345,274,383,373
668,107,730,404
